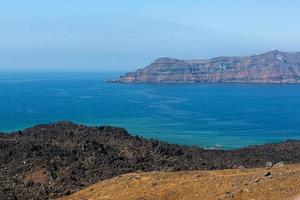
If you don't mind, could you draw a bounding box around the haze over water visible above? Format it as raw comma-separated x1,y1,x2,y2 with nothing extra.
1,71,300,149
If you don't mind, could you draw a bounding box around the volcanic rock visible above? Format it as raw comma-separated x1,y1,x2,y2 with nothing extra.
1,121,300,199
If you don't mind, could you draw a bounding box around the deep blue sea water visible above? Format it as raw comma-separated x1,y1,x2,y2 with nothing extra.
1,71,300,149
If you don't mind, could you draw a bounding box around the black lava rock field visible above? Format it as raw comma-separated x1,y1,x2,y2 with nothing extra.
1,121,300,199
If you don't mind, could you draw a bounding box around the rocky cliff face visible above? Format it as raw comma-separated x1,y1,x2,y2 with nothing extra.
112,50,300,83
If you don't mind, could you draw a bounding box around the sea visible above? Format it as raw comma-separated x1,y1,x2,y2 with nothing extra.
1,71,300,149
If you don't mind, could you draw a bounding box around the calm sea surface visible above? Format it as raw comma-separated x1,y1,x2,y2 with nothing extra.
1,71,300,149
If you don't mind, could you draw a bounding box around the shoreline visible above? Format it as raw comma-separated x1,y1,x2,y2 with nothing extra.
2,121,300,151
1,121,300,199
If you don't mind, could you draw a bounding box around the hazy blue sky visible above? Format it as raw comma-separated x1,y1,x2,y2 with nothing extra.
1,0,300,71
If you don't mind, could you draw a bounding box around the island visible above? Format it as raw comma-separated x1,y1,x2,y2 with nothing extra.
110,50,300,84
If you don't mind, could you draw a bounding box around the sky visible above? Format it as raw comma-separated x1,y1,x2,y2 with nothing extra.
1,0,300,71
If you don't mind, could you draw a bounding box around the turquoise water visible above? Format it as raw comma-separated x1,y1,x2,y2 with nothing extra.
1,71,300,149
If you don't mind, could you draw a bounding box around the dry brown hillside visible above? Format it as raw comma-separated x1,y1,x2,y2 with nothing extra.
60,164,300,200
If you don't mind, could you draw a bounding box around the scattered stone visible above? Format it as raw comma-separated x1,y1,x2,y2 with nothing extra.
223,191,234,198
265,162,273,168
253,178,260,183
273,162,285,168
242,188,250,193
151,181,158,187
288,170,297,174
217,192,234,200
194,174,202,178
239,166,246,172
264,171,271,177
134,175,142,179
268,175,273,179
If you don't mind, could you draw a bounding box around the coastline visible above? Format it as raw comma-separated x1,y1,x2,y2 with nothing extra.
1,72,300,150
1,121,300,199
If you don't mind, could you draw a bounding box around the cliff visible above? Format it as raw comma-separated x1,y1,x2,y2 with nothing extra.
111,50,300,83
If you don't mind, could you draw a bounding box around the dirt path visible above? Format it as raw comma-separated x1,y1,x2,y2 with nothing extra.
60,164,300,200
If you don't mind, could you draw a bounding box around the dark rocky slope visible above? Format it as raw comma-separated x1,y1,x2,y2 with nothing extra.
111,50,300,83
1,121,300,199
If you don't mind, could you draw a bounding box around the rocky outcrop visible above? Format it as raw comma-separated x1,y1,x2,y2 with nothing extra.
111,50,300,83
1,121,300,199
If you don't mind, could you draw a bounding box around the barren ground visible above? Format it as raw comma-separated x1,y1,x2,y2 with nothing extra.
60,164,300,200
